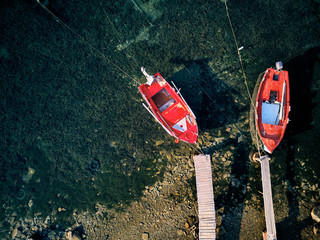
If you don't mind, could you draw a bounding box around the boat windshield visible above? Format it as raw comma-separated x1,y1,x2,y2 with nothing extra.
152,89,176,112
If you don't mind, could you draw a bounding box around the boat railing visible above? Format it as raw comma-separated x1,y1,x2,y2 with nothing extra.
279,82,286,121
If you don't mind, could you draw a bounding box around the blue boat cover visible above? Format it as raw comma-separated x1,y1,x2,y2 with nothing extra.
261,102,280,125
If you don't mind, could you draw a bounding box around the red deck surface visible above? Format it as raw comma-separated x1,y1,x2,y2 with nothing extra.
139,73,198,144
255,68,290,153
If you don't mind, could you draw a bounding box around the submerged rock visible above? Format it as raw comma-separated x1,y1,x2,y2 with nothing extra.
154,140,164,146
11,228,18,239
311,205,320,222
28,199,33,208
314,223,319,235
177,229,184,236
67,230,83,240
142,232,149,240
22,167,35,183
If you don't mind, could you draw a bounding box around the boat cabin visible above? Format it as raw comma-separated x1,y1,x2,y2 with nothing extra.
152,89,176,113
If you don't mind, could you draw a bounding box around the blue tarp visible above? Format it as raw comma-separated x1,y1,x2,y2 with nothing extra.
262,102,280,125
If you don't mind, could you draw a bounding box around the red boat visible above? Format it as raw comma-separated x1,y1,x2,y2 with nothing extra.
139,67,198,144
255,62,290,153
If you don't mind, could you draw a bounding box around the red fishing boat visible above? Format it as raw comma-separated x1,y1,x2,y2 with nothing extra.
255,62,290,153
139,67,198,144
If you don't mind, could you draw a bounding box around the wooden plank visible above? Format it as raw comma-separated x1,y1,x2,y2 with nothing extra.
260,155,277,240
194,154,216,240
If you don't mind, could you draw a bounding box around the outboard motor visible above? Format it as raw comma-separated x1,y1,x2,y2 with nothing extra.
275,61,283,71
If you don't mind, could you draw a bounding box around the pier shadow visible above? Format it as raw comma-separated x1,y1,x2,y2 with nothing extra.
215,145,250,239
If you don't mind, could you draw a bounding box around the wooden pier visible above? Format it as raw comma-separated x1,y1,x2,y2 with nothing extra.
194,154,216,240
260,155,277,240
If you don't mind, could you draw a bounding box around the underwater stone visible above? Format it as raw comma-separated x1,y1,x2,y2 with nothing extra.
238,135,244,143
155,140,164,146
177,229,184,236
28,199,33,208
11,228,18,239
142,232,149,240
67,230,82,240
314,223,319,235
311,205,320,222
22,167,35,183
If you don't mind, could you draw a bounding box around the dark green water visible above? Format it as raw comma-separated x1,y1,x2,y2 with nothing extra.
0,0,319,238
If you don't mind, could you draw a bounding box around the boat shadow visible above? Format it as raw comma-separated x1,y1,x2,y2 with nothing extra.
215,145,250,239
168,58,244,131
284,46,320,137
169,59,250,238
277,47,320,239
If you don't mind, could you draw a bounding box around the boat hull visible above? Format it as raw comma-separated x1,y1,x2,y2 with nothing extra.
139,73,198,144
255,67,290,153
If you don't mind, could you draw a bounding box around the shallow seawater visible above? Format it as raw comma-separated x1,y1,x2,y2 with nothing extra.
0,0,319,238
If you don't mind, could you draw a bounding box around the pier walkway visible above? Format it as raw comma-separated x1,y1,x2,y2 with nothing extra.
194,154,216,240
260,155,277,240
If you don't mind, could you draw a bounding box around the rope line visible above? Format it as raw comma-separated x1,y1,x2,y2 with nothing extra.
195,142,204,155
223,1,264,157
35,0,141,86
35,0,265,156
224,1,252,103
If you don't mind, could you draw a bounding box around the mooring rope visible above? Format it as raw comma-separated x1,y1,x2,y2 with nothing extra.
224,1,252,103
35,0,266,155
35,0,141,86
223,1,264,157
195,142,205,155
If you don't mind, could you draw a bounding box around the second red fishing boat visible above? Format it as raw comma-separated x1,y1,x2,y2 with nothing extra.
255,62,290,153
139,67,198,144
